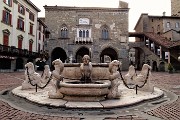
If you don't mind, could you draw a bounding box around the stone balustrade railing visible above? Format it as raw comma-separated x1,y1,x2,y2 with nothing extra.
75,37,93,44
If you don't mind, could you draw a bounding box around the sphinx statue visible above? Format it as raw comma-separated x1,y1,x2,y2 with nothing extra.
22,62,42,90
124,65,136,85
107,60,121,99
48,59,64,98
134,64,154,92
41,65,51,84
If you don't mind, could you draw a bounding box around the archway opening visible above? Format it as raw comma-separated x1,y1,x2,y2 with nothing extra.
75,47,89,63
51,47,67,63
16,58,24,70
100,47,118,63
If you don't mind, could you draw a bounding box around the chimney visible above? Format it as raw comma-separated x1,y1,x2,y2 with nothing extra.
163,12,166,16
118,1,128,8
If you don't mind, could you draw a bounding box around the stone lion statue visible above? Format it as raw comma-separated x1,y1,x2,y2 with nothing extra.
22,62,42,90
48,59,64,98
134,64,154,92
107,60,122,99
80,55,92,83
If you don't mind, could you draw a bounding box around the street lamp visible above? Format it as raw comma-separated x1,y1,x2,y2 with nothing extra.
178,56,180,61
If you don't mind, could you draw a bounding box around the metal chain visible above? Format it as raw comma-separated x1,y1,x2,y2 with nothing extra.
26,67,52,91
117,65,150,94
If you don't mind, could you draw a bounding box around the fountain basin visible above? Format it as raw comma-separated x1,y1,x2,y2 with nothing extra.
60,80,111,101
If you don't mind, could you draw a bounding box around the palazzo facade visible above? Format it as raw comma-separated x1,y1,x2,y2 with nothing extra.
44,1,130,70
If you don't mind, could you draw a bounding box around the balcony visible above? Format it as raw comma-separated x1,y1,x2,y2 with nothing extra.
0,44,39,58
75,37,93,44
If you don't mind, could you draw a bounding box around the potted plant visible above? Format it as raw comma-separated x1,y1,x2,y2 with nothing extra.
168,63,173,73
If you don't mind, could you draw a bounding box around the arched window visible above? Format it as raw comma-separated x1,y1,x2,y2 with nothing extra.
79,30,82,37
60,25,68,38
86,30,89,37
101,26,109,39
2,29,10,46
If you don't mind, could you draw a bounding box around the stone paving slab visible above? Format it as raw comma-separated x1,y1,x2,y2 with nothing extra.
0,72,180,120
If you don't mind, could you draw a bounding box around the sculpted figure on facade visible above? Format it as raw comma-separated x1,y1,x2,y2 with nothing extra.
80,55,92,83
107,60,121,99
22,62,42,90
48,59,64,98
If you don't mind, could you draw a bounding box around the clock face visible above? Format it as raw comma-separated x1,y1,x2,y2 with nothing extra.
79,18,90,25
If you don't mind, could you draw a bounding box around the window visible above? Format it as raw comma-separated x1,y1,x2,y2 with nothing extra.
43,35,45,41
29,12,34,21
152,27,154,33
175,22,179,28
38,43,40,53
29,23,33,35
166,22,170,28
60,26,68,38
29,40,33,51
18,4,25,15
39,24,41,31
157,25,160,31
3,34,9,46
101,26,109,39
39,32,41,40
2,29,10,46
18,35,23,49
78,30,89,38
4,0,12,7
17,18,24,31
2,10,12,25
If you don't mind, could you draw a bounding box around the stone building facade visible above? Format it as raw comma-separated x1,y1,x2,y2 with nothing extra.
132,13,180,71
44,1,130,70
171,0,180,16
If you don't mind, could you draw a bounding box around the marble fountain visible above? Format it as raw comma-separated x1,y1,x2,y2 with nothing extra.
12,55,164,108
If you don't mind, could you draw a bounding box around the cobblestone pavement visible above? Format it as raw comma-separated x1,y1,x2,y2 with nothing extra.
0,71,179,120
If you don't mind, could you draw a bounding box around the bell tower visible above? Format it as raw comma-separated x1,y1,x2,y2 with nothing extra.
171,0,180,16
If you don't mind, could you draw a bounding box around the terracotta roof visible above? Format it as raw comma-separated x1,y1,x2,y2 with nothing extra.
144,32,180,48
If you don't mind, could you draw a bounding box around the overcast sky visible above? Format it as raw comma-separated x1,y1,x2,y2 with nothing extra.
31,0,171,32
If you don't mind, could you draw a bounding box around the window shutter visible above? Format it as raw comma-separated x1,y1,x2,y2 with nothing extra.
33,14,34,21
23,6,25,15
17,19,20,28
22,21,24,31
2,10,6,22
9,14,12,25
10,0,12,7
18,4,20,12
18,39,22,49
3,34,9,46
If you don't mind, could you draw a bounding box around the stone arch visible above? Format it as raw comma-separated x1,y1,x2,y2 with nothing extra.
152,61,158,71
75,46,90,63
129,47,145,70
159,62,165,72
100,47,118,63
51,47,67,63
16,57,24,70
